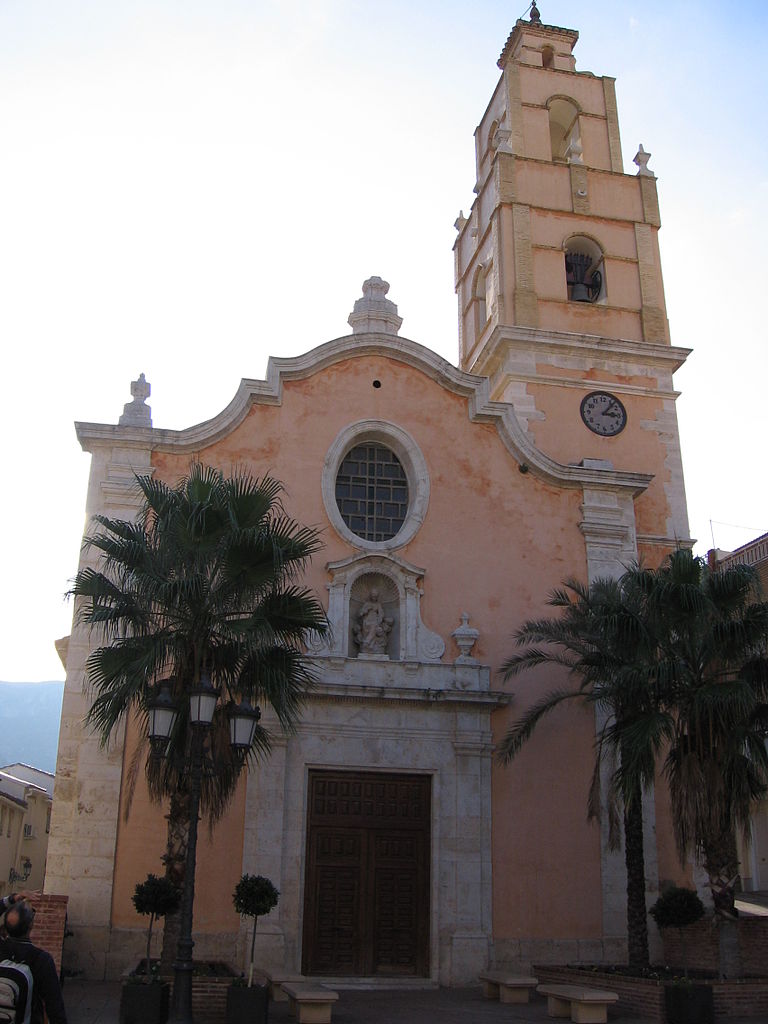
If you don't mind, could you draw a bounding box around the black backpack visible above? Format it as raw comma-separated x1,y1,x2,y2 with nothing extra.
0,960,33,1024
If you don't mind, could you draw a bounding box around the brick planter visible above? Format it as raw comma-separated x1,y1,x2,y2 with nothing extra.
186,976,232,1024
534,965,768,1023
153,965,236,1024
662,916,768,975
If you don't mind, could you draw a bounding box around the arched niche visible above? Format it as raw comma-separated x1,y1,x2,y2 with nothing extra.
548,96,581,162
349,571,399,660
309,552,445,663
564,234,606,304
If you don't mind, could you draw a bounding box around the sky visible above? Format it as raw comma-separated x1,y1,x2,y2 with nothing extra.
1,0,766,682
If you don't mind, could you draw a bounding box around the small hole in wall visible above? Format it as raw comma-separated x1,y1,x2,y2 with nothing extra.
372,379,382,389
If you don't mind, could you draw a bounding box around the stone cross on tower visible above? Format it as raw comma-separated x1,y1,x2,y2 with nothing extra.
118,372,152,427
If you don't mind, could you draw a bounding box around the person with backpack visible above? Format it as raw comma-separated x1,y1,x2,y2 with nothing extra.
0,900,67,1024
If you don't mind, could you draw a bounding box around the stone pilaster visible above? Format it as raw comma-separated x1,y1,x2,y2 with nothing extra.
504,64,524,156
512,204,538,327
447,734,493,983
46,441,152,978
240,731,289,973
495,151,516,205
569,163,589,215
639,176,661,228
602,78,623,173
634,223,667,343
580,479,659,957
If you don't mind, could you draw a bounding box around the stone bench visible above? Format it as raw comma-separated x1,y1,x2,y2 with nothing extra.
537,983,619,1024
478,970,539,1003
260,968,306,1002
281,981,339,1024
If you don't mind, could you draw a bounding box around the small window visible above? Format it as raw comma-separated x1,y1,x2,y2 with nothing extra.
23,823,33,839
45,807,51,835
564,236,606,304
542,46,554,69
335,444,409,543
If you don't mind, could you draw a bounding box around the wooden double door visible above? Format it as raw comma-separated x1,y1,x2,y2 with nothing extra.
302,770,431,977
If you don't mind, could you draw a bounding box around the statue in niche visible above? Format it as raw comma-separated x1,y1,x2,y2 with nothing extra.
353,588,393,656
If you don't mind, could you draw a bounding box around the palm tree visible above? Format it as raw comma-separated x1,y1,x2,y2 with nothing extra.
499,573,666,970
70,464,328,967
500,549,768,977
628,550,768,976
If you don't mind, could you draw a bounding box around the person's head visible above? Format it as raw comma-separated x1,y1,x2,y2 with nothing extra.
4,901,35,939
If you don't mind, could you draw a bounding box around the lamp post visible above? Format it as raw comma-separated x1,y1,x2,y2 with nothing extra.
147,677,260,1024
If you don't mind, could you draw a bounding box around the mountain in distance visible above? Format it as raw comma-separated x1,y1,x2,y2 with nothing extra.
0,682,65,773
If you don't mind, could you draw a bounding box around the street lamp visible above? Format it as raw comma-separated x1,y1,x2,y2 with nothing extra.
229,700,261,752
147,675,260,1024
148,681,179,757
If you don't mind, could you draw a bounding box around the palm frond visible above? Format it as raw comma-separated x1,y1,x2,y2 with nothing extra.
497,688,580,764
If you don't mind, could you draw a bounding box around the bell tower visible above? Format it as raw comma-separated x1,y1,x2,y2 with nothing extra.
454,5,690,556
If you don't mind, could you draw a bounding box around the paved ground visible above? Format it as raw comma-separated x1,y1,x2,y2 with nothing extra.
63,979,663,1024
62,978,766,1024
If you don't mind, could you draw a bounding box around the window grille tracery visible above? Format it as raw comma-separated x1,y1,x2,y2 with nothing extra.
335,444,409,542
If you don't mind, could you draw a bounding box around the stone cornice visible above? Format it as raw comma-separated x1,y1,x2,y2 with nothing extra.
76,332,653,497
470,324,691,377
305,682,510,711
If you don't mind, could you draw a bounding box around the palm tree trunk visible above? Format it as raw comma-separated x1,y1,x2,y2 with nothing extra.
160,790,191,974
704,827,742,979
623,784,650,971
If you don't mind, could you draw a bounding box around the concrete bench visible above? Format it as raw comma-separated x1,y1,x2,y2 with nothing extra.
478,970,539,1003
537,983,619,1024
281,981,339,1024
261,968,306,1002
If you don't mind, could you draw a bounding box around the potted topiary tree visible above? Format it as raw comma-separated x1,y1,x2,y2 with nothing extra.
649,886,711,1024
226,875,279,1024
119,874,181,1024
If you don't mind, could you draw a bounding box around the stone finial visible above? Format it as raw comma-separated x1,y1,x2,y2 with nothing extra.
118,372,152,427
348,276,403,336
452,612,479,664
634,144,655,177
529,1,542,24
454,210,468,232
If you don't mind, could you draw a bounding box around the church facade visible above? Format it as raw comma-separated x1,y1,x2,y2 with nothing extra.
47,12,693,983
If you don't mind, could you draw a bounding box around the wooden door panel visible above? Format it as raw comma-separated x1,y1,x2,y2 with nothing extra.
303,771,430,977
372,831,427,976
304,828,363,975
313,864,361,974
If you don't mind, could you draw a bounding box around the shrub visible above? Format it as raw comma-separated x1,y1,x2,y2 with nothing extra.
233,875,279,987
649,886,705,976
132,874,181,982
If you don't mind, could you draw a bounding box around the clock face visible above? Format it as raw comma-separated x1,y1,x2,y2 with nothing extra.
580,391,627,436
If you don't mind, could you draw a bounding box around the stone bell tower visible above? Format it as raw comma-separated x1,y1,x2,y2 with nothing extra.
453,5,690,557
